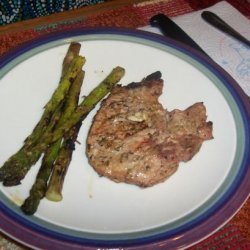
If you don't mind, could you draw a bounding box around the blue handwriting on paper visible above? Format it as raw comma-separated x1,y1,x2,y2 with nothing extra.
229,42,250,80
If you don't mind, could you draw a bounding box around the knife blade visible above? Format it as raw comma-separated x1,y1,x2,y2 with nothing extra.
201,11,250,47
150,13,209,57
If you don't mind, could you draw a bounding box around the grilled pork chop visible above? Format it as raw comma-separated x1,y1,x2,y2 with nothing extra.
86,72,213,187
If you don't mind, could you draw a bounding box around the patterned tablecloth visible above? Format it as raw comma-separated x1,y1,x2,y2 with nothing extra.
0,0,249,249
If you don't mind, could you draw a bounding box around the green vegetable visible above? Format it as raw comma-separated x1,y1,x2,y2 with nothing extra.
20,43,83,214
20,139,62,215
0,45,85,186
47,66,126,144
45,121,82,202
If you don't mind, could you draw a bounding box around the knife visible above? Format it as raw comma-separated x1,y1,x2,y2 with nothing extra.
150,14,209,57
201,11,250,47
149,13,250,102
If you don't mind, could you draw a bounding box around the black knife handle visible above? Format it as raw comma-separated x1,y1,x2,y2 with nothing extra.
150,14,208,56
201,11,250,47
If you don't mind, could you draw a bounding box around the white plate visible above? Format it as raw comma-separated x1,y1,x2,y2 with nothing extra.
0,28,249,249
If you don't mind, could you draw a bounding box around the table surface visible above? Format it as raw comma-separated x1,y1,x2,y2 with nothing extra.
0,0,249,249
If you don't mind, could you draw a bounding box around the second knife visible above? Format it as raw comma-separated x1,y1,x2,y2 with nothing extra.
150,14,209,57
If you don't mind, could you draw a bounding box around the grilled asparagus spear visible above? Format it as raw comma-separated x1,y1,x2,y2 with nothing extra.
47,66,125,143
20,42,82,214
45,121,82,202
21,70,84,215
0,66,124,186
21,67,125,208
45,67,125,201
25,55,85,147
0,46,85,186
20,139,62,215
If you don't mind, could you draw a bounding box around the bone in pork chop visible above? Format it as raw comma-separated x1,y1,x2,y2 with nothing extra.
86,72,213,187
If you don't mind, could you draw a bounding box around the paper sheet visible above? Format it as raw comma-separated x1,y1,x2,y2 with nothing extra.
141,1,250,96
